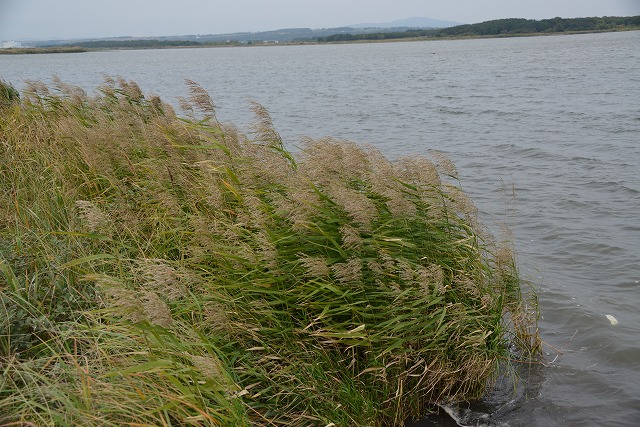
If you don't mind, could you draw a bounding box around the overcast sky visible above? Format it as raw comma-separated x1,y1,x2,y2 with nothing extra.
1,0,639,40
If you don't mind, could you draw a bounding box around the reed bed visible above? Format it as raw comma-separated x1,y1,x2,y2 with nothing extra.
0,78,540,426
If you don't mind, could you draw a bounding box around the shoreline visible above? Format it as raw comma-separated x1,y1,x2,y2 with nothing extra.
0,46,89,55
1,27,638,55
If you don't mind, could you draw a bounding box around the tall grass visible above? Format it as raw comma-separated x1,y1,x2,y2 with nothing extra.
0,77,540,426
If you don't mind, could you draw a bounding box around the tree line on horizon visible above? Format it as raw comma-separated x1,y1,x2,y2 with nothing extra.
64,39,203,49
47,15,640,50
316,15,640,42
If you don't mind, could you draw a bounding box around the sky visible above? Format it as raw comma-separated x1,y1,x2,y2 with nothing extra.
1,0,639,41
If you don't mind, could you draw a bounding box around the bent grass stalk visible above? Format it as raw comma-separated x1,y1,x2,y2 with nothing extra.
0,78,540,426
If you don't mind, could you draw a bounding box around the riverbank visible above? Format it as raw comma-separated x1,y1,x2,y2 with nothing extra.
0,46,88,54
0,27,633,55
2,15,638,54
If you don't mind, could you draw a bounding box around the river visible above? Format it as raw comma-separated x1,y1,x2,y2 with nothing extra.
1,31,639,426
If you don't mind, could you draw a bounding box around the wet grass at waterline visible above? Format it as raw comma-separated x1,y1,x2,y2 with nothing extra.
0,78,540,426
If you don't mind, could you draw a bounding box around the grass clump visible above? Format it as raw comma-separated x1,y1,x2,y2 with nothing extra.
0,78,540,426
0,79,20,108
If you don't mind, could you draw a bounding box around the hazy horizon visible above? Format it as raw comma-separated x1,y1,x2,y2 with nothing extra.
1,0,639,41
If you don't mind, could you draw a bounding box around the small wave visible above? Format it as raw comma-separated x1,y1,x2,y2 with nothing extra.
510,146,557,161
585,180,639,195
476,109,521,117
493,143,517,150
436,107,469,115
620,224,640,232
565,155,602,165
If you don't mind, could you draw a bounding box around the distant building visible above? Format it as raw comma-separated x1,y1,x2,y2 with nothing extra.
1,41,22,49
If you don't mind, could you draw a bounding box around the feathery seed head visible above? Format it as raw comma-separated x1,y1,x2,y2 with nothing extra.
75,200,110,234
299,254,331,277
445,185,478,219
331,257,363,285
117,77,144,101
101,287,146,324
141,291,173,327
326,183,376,229
431,151,459,179
136,258,186,301
416,264,445,294
185,79,216,119
339,224,363,251
190,354,225,381
203,301,231,332
395,156,440,189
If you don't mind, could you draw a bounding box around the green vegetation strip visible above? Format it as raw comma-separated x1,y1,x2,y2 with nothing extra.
0,46,88,54
0,78,540,426
317,16,640,42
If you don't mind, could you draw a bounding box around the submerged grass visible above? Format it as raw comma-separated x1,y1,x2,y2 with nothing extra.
0,78,540,426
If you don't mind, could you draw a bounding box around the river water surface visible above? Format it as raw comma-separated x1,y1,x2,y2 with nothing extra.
1,31,639,426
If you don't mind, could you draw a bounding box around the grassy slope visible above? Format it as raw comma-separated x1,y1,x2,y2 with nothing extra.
0,78,539,426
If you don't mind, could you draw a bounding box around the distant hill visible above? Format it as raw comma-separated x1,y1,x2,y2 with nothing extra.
36,17,461,47
317,15,640,42
37,15,640,49
349,16,463,29
39,27,415,46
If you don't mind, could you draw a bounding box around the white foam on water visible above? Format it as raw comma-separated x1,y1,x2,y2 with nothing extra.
439,404,509,427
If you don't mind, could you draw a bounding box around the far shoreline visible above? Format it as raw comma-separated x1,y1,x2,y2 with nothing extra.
1,27,638,55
